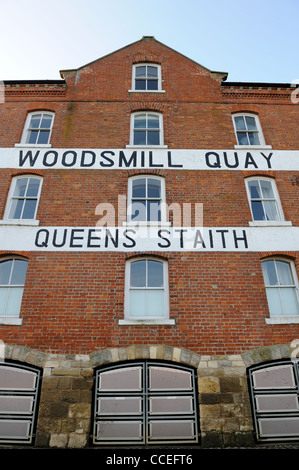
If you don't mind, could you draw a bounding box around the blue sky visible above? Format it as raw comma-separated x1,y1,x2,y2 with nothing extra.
0,0,298,83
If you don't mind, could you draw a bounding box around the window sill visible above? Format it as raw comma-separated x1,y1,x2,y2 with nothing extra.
248,221,292,227
266,316,299,324
234,145,272,150
119,319,175,326
0,219,40,226
0,317,22,325
125,145,168,149
128,89,165,93
15,144,51,148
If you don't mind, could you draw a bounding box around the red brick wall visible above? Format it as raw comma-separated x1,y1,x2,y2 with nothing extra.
0,37,298,355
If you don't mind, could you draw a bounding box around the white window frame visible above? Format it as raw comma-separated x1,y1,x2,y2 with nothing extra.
130,63,163,92
126,175,167,225
120,257,174,325
262,258,299,324
245,177,290,226
232,113,271,149
0,257,28,325
2,175,43,226
129,112,165,147
17,111,54,147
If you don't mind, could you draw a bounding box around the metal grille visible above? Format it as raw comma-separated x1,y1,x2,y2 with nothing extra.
248,359,299,442
93,361,199,445
0,361,42,444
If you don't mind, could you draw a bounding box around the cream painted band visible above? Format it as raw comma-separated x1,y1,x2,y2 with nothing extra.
0,225,298,252
1,148,299,170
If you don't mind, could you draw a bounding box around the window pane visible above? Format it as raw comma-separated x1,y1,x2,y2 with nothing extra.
40,114,52,128
134,131,146,146
149,366,192,390
245,116,258,130
10,260,27,285
26,178,40,197
255,394,299,412
131,200,146,221
235,116,246,130
147,80,158,90
134,114,146,128
0,288,8,315
29,115,41,129
147,201,161,221
0,261,12,285
248,132,260,145
135,66,146,78
251,201,265,220
265,288,283,316
237,132,249,145
280,288,299,315
148,115,159,128
131,261,146,287
132,179,146,198
27,130,38,144
0,396,34,414
149,420,195,440
147,178,161,198
0,419,31,439
148,261,163,287
0,366,37,390
22,199,37,219
248,180,261,199
263,201,279,221
276,261,293,285
149,396,193,414
135,80,146,90
260,180,275,198
13,179,28,198
8,199,24,219
258,417,299,437
129,290,146,317
98,367,142,391
5,287,24,316
147,131,160,145
252,364,296,389
147,290,164,317
147,66,158,78
37,130,50,144
262,261,278,286
98,397,142,415
95,420,143,440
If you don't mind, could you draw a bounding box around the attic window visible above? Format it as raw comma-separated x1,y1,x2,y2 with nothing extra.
131,64,163,92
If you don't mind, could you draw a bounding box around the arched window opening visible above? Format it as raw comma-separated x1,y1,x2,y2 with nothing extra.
248,359,299,442
92,361,199,445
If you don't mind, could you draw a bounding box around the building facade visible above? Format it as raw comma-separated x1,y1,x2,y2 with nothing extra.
0,36,299,448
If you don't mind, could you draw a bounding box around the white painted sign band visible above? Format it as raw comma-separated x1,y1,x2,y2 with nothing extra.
0,226,298,252
1,148,299,170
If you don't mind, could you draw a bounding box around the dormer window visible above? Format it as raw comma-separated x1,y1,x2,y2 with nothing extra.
132,64,162,91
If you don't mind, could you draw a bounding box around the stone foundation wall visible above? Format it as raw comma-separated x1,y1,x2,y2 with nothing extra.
1,342,293,448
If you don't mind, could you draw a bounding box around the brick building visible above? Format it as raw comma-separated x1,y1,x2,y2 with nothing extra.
0,36,299,449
